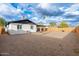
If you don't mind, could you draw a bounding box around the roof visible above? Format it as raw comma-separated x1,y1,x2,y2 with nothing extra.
8,19,36,25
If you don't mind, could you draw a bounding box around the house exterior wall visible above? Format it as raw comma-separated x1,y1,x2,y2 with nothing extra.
22,24,37,32
8,23,17,31
7,23,37,34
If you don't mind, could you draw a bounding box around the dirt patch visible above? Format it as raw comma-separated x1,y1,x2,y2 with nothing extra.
73,49,79,55
0,32,79,56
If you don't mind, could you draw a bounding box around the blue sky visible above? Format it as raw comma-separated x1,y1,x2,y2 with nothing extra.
0,3,79,26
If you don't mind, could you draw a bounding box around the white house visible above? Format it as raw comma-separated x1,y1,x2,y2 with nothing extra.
6,19,37,35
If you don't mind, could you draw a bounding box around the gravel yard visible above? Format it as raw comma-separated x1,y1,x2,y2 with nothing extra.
0,32,79,56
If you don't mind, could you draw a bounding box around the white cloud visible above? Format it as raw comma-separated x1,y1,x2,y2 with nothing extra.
0,3,23,17
0,4,15,15
48,16,64,22
0,4,23,21
59,7,65,11
31,17,39,23
64,4,79,15
65,4,79,12
65,11,79,15
38,3,49,9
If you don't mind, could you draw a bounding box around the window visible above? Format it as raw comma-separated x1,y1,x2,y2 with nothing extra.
17,25,22,30
30,25,33,29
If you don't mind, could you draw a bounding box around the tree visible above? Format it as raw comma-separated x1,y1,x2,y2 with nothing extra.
0,18,6,26
59,21,69,28
49,22,56,27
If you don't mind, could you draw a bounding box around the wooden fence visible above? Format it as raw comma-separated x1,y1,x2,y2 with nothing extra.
0,26,5,34
47,27,75,32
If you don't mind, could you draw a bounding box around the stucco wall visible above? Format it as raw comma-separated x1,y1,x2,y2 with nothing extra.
7,23,37,32
8,23,17,31
22,24,37,32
